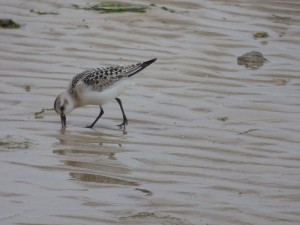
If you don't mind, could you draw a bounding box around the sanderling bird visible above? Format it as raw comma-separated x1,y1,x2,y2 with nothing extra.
54,58,157,128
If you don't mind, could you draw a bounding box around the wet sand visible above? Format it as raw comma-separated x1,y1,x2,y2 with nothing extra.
1,0,300,224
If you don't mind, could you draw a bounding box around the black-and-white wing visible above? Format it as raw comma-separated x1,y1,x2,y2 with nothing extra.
69,58,157,98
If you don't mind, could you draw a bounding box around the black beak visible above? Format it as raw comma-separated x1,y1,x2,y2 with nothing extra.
61,114,66,128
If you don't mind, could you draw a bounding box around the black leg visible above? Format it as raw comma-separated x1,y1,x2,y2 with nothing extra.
115,98,128,127
86,106,104,128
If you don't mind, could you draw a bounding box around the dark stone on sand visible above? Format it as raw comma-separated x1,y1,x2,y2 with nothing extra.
0,19,20,28
237,51,268,69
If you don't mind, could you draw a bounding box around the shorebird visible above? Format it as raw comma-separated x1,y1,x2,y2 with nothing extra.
54,58,157,128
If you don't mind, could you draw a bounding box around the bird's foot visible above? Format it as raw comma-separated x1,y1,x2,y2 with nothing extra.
117,119,128,128
85,124,94,129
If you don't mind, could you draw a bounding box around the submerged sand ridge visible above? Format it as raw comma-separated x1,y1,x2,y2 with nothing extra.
0,0,300,225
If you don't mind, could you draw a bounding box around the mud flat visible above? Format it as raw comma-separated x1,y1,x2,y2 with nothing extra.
0,0,300,225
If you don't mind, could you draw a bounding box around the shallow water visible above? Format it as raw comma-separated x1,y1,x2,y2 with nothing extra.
1,0,300,224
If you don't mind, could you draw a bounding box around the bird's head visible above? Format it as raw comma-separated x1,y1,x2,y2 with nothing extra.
54,92,74,128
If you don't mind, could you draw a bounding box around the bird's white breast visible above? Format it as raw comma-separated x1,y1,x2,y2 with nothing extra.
80,79,134,106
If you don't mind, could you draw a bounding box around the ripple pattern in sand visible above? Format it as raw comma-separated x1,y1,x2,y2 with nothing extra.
0,0,300,225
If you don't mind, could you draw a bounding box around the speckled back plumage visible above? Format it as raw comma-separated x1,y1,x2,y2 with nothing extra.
68,62,143,100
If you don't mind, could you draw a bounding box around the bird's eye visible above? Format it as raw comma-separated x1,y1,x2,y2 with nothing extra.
60,106,64,111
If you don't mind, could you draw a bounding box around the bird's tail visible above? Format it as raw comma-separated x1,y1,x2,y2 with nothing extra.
128,58,157,77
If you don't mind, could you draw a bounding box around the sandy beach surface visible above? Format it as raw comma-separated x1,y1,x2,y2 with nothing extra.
1,0,300,224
